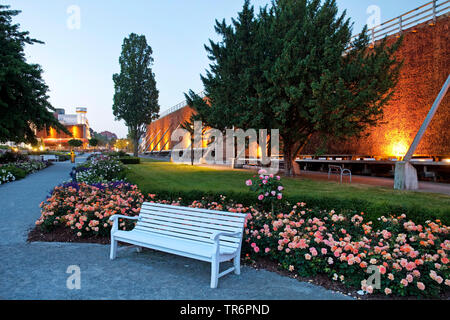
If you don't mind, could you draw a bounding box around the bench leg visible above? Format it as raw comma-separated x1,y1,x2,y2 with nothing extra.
233,256,241,275
110,238,118,260
210,259,220,289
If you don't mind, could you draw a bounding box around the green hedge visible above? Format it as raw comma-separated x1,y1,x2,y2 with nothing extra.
2,165,27,180
140,188,450,226
119,157,140,164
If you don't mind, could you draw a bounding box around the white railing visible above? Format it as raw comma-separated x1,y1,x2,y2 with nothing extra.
351,0,449,47
159,91,205,119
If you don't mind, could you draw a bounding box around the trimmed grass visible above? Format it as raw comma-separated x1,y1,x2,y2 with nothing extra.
126,159,450,224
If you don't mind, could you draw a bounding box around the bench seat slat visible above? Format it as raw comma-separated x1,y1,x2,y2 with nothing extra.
143,203,247,219
134,224,240,248
114,230,238,258
134,226,239,249
139,210,243,228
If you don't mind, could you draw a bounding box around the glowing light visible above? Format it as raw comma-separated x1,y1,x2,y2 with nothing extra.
39,146,44,151
390,141,409,158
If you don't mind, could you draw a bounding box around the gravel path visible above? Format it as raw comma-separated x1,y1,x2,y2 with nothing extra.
0,157,351,300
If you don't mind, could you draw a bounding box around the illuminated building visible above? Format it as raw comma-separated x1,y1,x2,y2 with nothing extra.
36,107,91,150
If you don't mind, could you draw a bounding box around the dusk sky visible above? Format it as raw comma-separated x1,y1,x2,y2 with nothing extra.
9,0,426,138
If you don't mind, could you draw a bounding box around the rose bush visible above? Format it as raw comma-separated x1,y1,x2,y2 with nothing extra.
246,169,284,212
242,204,449,298
151,195,449,298
36,182,144,237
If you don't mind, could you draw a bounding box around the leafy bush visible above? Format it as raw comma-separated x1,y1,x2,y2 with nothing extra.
0,166,18,184
105,151,128,158
119,157,140,164
74,155,126,184
2,165,27,180
132,187,450,226
0,151,29,164
14,160,48,174
0,160,47,185
36,182,144,237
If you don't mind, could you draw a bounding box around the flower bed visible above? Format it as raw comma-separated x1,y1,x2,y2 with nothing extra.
72,155,126,184
36,182,144,237
0,160,49,185
32,167,449,299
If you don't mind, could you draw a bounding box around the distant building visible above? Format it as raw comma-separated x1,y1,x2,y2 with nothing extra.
36,107,91,150
99,131,118,141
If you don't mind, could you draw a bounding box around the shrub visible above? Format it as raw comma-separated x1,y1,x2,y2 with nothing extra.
105,151,128,158
119,157,140,164
0,151,29,164
132,187,450,226
36,182,144,237
0,166,17,184
14,160,48,174
74,155,126,184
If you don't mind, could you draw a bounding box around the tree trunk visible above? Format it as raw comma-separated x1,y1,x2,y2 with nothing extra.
283,142,301,177
190,138,194,166
133,137,139,157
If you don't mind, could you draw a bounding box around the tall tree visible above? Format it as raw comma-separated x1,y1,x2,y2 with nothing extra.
189,0,402,176
258,0,402,175
0,5,70,145
113,33,159,156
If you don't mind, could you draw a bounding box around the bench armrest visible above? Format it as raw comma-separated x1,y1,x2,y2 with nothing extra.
210,231,242,241
109,215,139,222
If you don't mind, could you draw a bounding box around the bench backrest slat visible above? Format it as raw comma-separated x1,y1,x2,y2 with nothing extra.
136,203,247,249
142,202,246,218
141,203,246,222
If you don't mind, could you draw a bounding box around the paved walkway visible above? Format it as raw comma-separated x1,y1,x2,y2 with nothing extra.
0,158,350,300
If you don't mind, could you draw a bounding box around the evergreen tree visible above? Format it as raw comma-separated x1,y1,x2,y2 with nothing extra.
113,33,160,156
258,0,402,175
0,5,70,145
189,0,402,176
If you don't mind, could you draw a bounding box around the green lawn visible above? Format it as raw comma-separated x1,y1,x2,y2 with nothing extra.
126,159,450,224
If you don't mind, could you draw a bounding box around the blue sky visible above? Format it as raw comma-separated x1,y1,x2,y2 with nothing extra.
8,0,426,138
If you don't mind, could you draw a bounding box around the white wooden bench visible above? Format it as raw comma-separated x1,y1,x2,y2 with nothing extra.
109,202,247,288
41,154,58,162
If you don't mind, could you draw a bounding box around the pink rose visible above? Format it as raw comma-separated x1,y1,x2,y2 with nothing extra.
246,180,253,186
277,193,283,200
258,195,264,201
